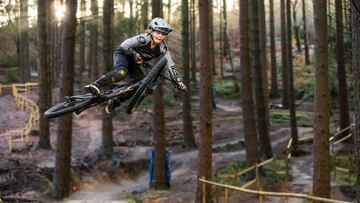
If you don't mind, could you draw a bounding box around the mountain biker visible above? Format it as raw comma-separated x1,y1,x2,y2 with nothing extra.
85,17,187,113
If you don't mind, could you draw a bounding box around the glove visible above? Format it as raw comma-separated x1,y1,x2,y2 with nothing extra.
176,81,187,92
134,53,143,65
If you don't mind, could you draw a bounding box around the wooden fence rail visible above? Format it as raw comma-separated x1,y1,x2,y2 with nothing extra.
211,122,355,203
0,83,39,152
199,177,352,203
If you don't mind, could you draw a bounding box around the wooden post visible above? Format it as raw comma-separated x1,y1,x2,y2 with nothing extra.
235,174,239,186
255,163,260,188
308,190,313,203
255,163,262,202
215,174,219,203
236,190,240,202
202,176,206,203
224,188,228,203
12,84,16,97
259,186,263,203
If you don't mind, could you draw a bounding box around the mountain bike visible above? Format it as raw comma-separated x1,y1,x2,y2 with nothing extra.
45,55,174,119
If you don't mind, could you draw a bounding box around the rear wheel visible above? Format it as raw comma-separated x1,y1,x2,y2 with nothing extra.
45,94,96,118
126,57,167,114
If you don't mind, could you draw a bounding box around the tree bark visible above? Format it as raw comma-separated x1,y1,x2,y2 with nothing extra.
196,0,212,201
269,0,279,98
90,0,99,81
150,0,168,190
292,0,302,52
52,0,77,199
252,0,273,159
49,0,57,87
79,0,86,76
129,0,135,36
209,0,216,75
312,0,331,199
281,0,289,108
286,0,299,153
335,0,350,134
240,0,260,169
219,0,224,78
142,0,148,29
101,0,114,158
19,0,31,82
302,0,311,65
259,0,270,130
190,0,197,88
37,0,52,149
351,0,360,201
182,0,197,149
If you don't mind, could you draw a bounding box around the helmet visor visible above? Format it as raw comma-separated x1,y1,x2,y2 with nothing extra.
155,27,172,35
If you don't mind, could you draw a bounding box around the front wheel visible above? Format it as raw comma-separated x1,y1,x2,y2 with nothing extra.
45,94,96,119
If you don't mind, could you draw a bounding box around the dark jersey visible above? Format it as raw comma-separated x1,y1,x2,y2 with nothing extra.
113,32,180,82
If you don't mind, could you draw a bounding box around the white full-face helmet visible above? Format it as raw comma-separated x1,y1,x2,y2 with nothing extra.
148,17,173,35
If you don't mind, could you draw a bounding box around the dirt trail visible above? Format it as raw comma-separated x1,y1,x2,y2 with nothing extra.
0,91,353,202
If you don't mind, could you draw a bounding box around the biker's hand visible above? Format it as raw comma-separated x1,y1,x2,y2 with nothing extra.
177,81,187,92
134,53,143,64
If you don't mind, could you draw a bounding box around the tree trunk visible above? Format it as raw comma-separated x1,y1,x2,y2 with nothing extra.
219,0,224,78
142,0,148,29
222,0,234,73
312,0,331,199
167,0,171,23
182,0,197,149
258,0,270,130
90,0,99,81
286,0,299,153
292,0,302,52
129,0,135,36
209,0,216,75
52,0,77,199
150,0,168,190
196,0,212,202
190,0,197,87
335,0,350,134
19,0,30,82
37,0,52,149
269,0,279,98
190,0,197,88
252,0,273,159
79,0,86,76
101,0,114,158
49,0,57,87
281,0,289,108
239,0,260,169
302,0,310,65
352,0,360,201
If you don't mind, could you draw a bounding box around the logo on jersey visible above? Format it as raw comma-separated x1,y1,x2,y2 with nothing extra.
138,36,147,45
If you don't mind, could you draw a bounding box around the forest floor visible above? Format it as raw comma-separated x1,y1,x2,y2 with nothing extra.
0,88,355,203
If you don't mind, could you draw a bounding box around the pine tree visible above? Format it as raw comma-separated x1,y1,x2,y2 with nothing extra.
52,0,77,198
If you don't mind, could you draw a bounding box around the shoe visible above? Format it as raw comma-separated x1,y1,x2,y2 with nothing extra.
105,99,120,114
84,84,100,96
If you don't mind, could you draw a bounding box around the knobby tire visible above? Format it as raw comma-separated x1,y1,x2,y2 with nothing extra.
44,94,95,119
126,57,167,114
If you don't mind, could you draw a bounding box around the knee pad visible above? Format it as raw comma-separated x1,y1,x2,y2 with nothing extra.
117,69,127,78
